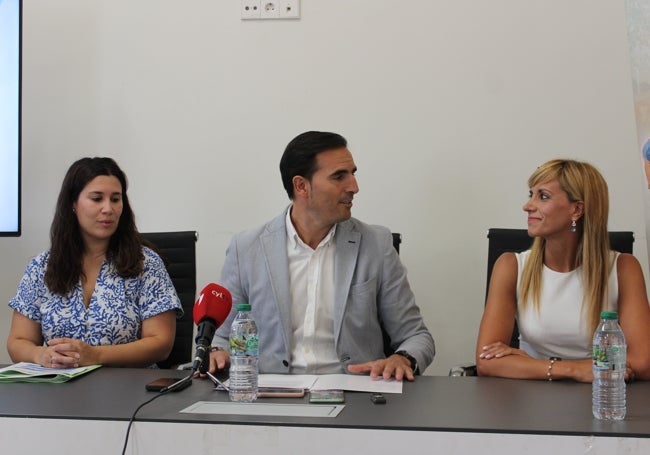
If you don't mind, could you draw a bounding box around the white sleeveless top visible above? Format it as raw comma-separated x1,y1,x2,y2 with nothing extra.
515,250,619,360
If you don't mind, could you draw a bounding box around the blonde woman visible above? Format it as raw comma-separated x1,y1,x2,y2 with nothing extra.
476,159,650,381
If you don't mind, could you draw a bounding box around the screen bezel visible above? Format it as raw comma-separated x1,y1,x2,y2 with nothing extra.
0,0,22,237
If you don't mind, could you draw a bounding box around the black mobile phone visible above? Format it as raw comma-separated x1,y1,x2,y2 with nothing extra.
145,377,190,392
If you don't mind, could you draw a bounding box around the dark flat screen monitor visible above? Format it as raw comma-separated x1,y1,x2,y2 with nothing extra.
0,0,21,236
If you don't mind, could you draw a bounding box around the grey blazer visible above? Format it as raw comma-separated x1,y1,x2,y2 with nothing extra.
213,207,435,374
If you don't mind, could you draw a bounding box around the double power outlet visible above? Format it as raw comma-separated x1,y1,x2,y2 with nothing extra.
241,0,300,20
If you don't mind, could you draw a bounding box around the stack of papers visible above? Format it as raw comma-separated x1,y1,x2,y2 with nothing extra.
0,362,101,383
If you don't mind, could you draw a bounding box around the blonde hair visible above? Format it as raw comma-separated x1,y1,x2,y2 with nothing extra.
519,159,611,335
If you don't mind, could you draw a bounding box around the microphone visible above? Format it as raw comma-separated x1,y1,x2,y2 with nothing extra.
191,283,233,373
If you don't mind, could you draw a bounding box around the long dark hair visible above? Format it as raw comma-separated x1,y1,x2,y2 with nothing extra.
45,157,144,295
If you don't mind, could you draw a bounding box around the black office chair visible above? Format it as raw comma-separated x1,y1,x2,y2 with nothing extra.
485,228,635,298
449,228,635,376
392,232,402,254
141,230,198,369
485,228,634,349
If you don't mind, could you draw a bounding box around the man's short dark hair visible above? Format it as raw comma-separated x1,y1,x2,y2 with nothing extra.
280,131,348,199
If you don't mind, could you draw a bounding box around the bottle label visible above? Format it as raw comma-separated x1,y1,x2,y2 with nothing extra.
593,345,625,370
230,334,259,356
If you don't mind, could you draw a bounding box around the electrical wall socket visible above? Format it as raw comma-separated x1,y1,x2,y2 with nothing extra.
279,0,300,19
241,0,261,20
260,1,280,19
242,0,300,20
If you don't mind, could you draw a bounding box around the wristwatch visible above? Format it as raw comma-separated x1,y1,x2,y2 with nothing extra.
395,350,419,374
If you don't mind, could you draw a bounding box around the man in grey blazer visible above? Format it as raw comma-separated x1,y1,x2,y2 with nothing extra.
208,131,434,379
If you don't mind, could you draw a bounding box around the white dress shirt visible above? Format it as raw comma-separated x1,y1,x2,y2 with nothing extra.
285,208,342,373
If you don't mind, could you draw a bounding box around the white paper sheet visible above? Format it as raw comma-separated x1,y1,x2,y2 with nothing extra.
308,374,402,394
222,374,403,394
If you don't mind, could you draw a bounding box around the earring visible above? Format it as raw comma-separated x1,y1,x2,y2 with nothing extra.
570,219,577,233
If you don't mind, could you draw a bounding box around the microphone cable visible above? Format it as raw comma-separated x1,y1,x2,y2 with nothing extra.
120,370,194,455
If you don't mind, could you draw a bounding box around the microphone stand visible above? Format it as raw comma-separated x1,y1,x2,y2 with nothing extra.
160,345,212,393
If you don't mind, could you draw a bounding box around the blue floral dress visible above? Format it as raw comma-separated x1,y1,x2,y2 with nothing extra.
9,247,182,345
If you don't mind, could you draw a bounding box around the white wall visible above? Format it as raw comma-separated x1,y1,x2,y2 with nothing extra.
0,0,646,376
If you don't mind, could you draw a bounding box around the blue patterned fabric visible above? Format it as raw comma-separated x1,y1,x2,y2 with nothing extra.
9,247,182,345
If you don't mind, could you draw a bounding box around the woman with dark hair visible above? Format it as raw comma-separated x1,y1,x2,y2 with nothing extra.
7,157,181,368
476,159,650,381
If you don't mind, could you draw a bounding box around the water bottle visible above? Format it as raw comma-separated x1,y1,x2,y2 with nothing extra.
592,311,626,420
229,303,259,402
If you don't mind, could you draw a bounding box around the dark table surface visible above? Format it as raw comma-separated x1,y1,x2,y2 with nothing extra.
1,367,648,438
